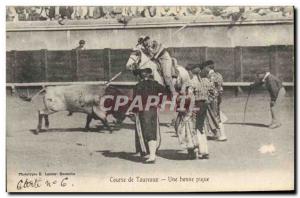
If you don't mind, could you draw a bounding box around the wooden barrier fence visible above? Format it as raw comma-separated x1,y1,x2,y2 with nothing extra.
6,45,294,85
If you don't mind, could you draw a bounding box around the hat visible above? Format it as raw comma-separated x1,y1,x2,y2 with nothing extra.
255,69,267,75
137,68,153,75
79,40,85,44
186,63,196,71
186,64,202,75
137,35,150,45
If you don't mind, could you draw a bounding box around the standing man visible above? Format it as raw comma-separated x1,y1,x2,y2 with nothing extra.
250,71,286,129
188,64,214,159
137,36,176,96
131,68,167,163
75,40,86,50
202,60,227,141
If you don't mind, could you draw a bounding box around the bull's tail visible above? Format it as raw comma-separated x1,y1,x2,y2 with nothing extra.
19,87,46,102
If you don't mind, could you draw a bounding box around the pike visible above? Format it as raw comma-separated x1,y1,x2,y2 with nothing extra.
19,70,124,102
105,71,123,86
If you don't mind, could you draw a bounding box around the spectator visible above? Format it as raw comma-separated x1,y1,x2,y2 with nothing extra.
282,7,293,17
209,6,226,17
102,6,114,19
122,7,136,17
39,7,48,21
87,7,94,19
92,6,105,19
6,6,293,22
133,6,146,17
59,6,74,19
111,6,123,18
219,6,244,20
142,6,156,18
15,6,28,21
168,7,178,16
252,6,272,16
27,7,42,21
157,7,174,17
54,6,60,19
174,6,188,17
186,6,202,16
74,6,88,20
44,6,56,21
6,6,18,22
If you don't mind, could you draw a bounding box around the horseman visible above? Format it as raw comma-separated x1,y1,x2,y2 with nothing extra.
136,36,177,96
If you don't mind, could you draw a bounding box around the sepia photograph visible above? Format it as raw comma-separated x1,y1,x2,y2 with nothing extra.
5,4,295,192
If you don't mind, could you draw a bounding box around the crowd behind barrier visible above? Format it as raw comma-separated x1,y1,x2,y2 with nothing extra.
6,6,293,24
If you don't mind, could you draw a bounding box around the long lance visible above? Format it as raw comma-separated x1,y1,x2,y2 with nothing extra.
19,70,124,102
243,86,253,123
104,71,123,86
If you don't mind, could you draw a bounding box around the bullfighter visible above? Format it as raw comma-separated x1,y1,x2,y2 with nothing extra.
250,70,286,129
131,68,167,163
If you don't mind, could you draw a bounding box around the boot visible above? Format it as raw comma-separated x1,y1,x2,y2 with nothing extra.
194,148,199,160
145,140,156,164
217,123,227,141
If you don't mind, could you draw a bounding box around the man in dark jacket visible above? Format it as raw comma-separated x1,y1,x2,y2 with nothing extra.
132,68,167,163
250,71,286,129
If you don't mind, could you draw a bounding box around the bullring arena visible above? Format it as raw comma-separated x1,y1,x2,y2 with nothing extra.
6,6,294,192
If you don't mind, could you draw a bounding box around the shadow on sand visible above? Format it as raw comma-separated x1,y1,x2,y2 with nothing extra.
95,149,190,162
95,150,145,163
29,122,138,135
30,128,107,134
224,122,269,128
157,149,188,161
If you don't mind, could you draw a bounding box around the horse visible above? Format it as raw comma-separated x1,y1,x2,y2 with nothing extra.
125,46,190,93
125,46,165,86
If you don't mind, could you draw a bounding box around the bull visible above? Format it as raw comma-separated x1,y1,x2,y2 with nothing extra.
35,85,129,135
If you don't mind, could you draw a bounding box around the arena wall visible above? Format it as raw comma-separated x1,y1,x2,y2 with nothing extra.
6,17,294,51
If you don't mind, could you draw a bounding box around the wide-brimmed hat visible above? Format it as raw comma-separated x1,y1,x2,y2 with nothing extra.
137,68,153,75
199,60,214,69
186,63,201,70
186,63,196,71
255,69,267,75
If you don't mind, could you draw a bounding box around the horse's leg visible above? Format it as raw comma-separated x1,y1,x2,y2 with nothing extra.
84,114,93,132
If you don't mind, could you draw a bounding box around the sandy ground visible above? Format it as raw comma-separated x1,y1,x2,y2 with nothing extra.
6,90,294,192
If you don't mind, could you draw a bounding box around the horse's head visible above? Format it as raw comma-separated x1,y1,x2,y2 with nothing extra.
126,47,142,71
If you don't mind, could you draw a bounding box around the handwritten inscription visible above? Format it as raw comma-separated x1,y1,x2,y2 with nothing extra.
17,177,71,190
16,172,75,190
